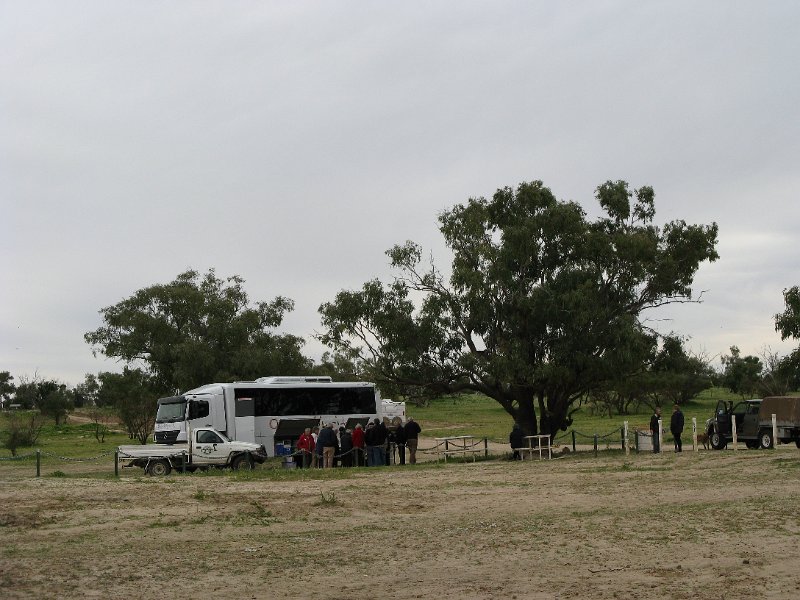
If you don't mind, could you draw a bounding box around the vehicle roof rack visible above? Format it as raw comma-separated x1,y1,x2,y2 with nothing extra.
255,376,333,383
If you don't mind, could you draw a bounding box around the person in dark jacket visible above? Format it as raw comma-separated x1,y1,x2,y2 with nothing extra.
509,423,524,460
339,427,354,467
404,417,422,464
366,418,388,466
650,407,662,454
317,423,338,468
670,404,685,453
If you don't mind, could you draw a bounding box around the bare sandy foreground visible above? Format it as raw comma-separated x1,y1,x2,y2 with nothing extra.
2,446,799,600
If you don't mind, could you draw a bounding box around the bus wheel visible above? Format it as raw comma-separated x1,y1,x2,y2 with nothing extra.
147,460,171,476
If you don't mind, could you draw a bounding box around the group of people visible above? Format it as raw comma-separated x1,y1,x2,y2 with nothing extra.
650,404,685,453
293,417,422,468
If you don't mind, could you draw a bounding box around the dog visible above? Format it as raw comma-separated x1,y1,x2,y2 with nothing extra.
697,432,709,450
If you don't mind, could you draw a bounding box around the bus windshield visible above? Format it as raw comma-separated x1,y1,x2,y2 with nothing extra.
156,399,187,423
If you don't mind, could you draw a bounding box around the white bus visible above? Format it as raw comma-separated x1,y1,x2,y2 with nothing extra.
153,376,405,456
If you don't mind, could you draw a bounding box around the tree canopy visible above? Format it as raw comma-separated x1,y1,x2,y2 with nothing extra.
773,286,800,391
319,180,718,435
85,269,311,393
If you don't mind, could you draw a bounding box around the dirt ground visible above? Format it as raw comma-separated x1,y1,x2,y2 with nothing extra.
2,443,800,600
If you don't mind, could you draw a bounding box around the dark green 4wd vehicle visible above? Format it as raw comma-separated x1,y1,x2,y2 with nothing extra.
706,399,763,450
706,396,800,450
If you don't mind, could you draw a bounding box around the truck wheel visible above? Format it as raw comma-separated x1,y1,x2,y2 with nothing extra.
231,454,254,471
759,430,774,450
710,432,726,450
147,459,171,476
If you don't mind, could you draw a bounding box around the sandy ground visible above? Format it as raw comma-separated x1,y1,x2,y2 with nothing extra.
2,444,800,600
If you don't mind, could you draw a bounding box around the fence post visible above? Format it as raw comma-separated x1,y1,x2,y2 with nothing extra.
571,431,576,452
623,421,629,455
484,438,488,458
635,429,639,454
36,449,41,477
593,434,598,457
182,451,187,474
114,451,119,477
657,419,663,454
731,414,738,451
772,414,778,449
692,418,698,452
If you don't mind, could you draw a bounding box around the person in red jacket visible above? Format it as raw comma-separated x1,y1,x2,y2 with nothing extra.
296,428,315,468
351,423,366,467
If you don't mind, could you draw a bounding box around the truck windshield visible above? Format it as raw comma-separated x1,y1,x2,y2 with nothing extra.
156,399,187,423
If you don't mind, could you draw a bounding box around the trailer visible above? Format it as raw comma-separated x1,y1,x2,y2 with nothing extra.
118,427,267,475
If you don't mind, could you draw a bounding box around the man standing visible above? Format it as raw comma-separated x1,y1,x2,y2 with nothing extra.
317,423,338,468
650,407,662,454
671,404,685,453
404,417,422,464
509,423,524,460
339,427,353,467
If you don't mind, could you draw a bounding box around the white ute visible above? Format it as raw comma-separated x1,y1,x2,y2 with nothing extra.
118,427,268,476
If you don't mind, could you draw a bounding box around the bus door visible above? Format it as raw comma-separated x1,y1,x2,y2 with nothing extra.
210,391,227,433
234,396,255,443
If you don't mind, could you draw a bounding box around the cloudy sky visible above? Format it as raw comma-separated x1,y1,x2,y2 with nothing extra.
2,1,799,387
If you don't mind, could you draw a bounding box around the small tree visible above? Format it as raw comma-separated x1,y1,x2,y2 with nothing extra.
1,412,44,456
0,371,15,409
98,369,160,444
720,346,763,399
13,376,73,424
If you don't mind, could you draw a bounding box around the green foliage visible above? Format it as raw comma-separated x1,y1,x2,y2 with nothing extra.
319,179,718,436
720,346,763,399
0,371,15,407
0,412,44,456
774,287,800,391
85,269,311,392
97,368,159,444
13,377,73,425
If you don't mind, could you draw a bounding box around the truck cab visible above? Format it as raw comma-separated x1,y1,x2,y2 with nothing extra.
707,399,762,449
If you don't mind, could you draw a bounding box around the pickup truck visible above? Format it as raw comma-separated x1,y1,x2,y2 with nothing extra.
706,396,800,450
118,427,268,475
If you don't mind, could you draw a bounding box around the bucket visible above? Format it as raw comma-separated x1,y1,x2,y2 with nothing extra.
282,457,296,470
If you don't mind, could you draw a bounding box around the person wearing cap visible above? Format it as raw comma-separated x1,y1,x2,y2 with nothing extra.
404,417,422,464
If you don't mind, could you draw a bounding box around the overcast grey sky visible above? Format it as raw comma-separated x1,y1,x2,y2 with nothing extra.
2,1,799,387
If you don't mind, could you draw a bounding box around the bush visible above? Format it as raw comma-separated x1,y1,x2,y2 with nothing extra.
1,412,44,456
